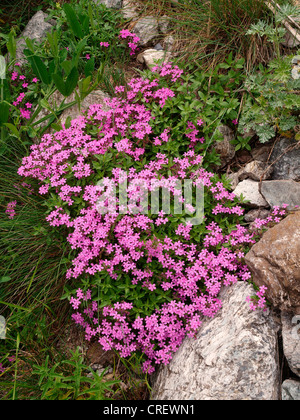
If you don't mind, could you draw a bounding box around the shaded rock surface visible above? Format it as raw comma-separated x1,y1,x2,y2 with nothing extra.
215,125,236,165
245,212,300,314
151,282,280,400
270,137,300,182
261,180,300,210
281,311,300,377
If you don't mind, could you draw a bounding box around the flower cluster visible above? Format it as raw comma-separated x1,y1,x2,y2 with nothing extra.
5,201,17,220
119,29,140,55
17,62,289,374
246,285,268,311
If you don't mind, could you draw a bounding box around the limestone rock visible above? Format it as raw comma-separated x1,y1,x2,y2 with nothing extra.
93,0,122,8
132,17,160,45
261,180,300,210
121,0,139,19
34,89,109,132
270,137,300,182
58,90,109,126
281,311,300,377
245,212,300,314
233,180,268,208
15,11,54,64
137,49,171,69
158,15,170,34
282,380,300,400
151,282,281,400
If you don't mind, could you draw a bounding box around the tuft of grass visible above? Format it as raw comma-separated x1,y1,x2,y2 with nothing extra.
139,0,294,68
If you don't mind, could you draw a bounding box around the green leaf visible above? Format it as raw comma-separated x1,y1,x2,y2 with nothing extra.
3,123,20,138
84,57,94,78
7,30,16,59
0,276,11,283
0,101,9,124
63,3,84,39
65,67,79,97
52,72,67,96
23,50,50,85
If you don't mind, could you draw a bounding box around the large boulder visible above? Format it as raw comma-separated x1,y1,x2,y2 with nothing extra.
151,282,281,400
245,212,300,314
34,89,109,133
132,17,160,45
14,11,55,65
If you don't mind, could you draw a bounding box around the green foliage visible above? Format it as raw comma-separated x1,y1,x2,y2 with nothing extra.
32,349,119,400
140,54,246,169
239,55,300,143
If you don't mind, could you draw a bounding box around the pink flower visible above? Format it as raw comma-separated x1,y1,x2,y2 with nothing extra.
100,42,110,48
11,71,18,81
232,119,238,125
22,82,28,89
25,102,32,109
32,78,38,83
85,54,91,60
19,75,26,81
5,200,17,219
20,108,31,120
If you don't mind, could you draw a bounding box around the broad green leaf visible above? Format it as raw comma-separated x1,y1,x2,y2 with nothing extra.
23,50,50,85
3,123,20,138
65,67,79,97
84,57,94,77
63,3,84,39
52,73,67,96
0,101,9,124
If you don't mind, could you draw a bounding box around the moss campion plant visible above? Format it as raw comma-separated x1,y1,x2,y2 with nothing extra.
17,62,287,374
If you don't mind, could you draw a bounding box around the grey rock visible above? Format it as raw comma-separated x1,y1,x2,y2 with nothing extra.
34,89,109,132
163,35,175,52
261,180,300,210
281,311,300,378
158,15,170,34
121,0,139,19
227,172,240,190
132,17,160,45
233,180,269,208
154,43,164,51
282,380,300,400
151,282,281,400
251,145,272,163
270,137,300,182
244,209,270,223
93,0,122,8
15,11,54,64
245,212,300,314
